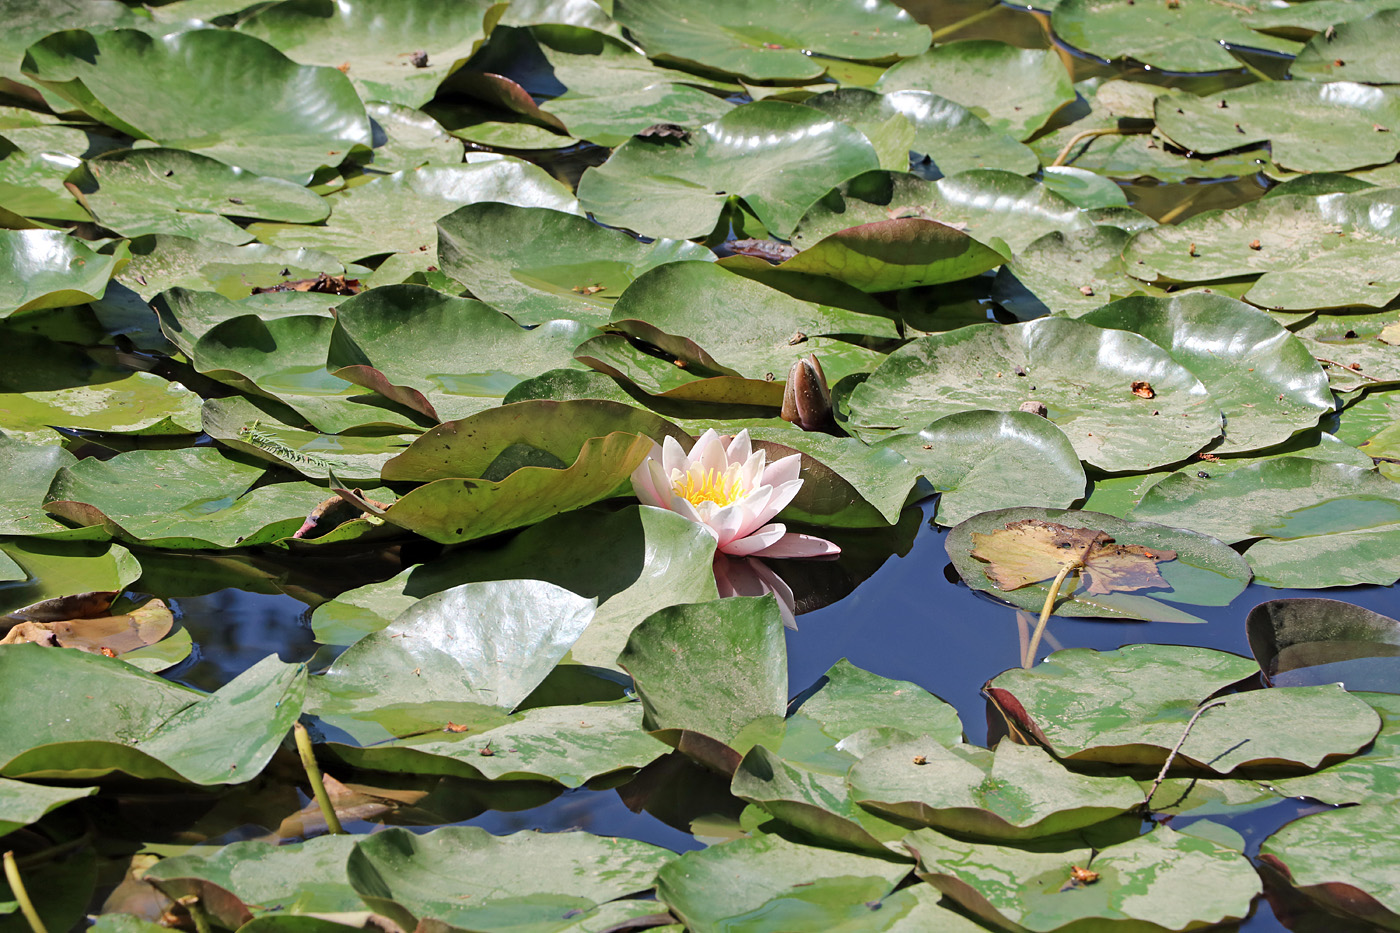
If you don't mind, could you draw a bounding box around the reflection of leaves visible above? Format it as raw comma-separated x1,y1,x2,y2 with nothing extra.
970,518,1176,596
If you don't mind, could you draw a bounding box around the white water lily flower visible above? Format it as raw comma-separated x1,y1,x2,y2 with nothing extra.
631,429,840,559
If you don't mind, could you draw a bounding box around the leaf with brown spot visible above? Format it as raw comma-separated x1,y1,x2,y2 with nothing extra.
970,519,1176,596
0,598,173,656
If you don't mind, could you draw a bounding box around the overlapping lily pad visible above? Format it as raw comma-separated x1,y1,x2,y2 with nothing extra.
845,317,1222,472
907,825,1261,932
1052,0,1300,72
612,0,930,82
876,410,1087,527
578,100,882,240
349,826,675,933
0,228,125,314
436,203,714,325
22,28,371,181
1247,598,1400,693
985,643,1381,771
948,508,1251,623
0,647,303,783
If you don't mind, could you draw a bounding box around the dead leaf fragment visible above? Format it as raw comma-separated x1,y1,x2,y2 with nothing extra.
0,598,173,656
1379,322,1400,346
637,123,689,140
571,283,606,295
294,490,392,539
1131,380,1156,399
969,519,1176,596
443,722,470,733
1019,400,1048,417
726,238,798,262
1249,239,1261,250
251,273,361,296
1079,285,1095,296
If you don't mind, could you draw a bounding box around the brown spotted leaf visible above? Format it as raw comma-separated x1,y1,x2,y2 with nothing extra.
970,519,1176,596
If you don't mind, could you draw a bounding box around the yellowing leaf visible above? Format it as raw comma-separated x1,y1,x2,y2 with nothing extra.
969,519,1177,596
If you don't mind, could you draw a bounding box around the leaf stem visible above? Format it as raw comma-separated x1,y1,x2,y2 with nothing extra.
294,722,344,835
928,5,1001,42
1051,127,1147,167
1143,699,1229,811
1025,561,1078,667
3,851,48,933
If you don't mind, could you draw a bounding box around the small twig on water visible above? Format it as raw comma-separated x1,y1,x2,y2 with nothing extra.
294,721,345,835
1051,127,1148,167
3,851,48,933
1314,358,1384,383
1143,699,1229,811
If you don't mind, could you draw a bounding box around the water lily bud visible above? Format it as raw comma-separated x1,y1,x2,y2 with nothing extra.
781,353,833,431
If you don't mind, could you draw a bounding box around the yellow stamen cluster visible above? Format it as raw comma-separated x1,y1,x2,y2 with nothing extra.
672,465,747,507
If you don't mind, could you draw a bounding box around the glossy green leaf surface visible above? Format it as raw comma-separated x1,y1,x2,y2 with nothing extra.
780,218,1006,292
0,777,95,836
846,318,1222,472
578,101,882,240
1052,0,1299,72
144,835,363,916
22,29,371,181
0,228,124,314
986,644,1381,771
1247,598,1400,693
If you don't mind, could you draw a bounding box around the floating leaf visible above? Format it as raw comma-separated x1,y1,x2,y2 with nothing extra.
778,218,1006,292
985,643,1381,772
0,596,173,658
22,29,370,181
0,229,125,315
0,777,96,837
969,517,1177,596
947,508,1250,623
1052,0,1299,72
1247,597,1400,692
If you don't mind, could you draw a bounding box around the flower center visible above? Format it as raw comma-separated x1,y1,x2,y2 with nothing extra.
672,465,747,508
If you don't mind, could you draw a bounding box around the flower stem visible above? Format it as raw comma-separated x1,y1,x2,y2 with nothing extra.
3,851,48,933
294,721,344,835
1025,562,1079,667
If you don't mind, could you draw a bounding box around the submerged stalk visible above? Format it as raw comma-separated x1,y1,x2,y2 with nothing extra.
294,722,345,835
1025,561,1079,667
3,851,48,933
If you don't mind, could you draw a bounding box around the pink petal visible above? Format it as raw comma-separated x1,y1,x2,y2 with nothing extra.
660,435,690,478
726,484,774,540
757,478,803,524
760,452,802,488
721,522,787,556
631,447,668,507
711,554,798,629
745,558,798,630
750,532,841,559
725,429,752,464
692,429,727,475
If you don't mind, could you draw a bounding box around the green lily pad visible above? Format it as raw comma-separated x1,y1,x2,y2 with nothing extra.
0,778,96,836
742,428,918,527
542,82,733,148
572,334,787,409
1156,83,1400,175
907,825,1261,932
43,447,321,548
0,539,139,617
992,225,1162,319
382,432,656,544
985,643,1381,772
845,317,1222,472
361,101,465,171
1244,522,1400,588
608,261,897,384
1123,189,1400,310
619,596,787,763
71,148,330,244
0,137,87,223
380,399,687,483
779,218,1006,292
143,835,363,918
201,397,412,482
578,100,882,240
317,580,594,713
310,505,718,672
0,0,155,97
803,87,1038,177
1130,457,1400,545
22,28,370,181
947,508,1251,623
120,235,352,301
238,0,504,108
0,436,89,538
1052,0,1299,72
875,410,1087,527
1266,692,1400,805
436,202,714,326
0,229,125,315
1292,9,1400,82
1247,597,1400,693
850,739,1142,840
1260,799,1400,931
0,647,304,784
348,826,674,933
876,40,1074,140
251,157,579,263
794,169,1092,256
612,0,930,82
655,833,910,932
191,313,426,434
1080,294,1333,453
328,285,599,422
